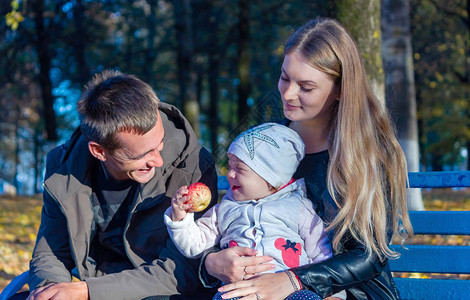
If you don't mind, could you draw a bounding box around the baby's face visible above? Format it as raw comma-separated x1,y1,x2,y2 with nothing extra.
227,154,274,201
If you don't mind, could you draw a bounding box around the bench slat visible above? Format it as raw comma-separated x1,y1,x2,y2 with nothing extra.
218,171,470,189
217,172,470,189
389,245,470,273
217,176,229,190
408,171,470,188
409,211,470,235
394,278,470,299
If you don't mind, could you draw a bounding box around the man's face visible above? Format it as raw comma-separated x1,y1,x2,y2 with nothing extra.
100,112,165,184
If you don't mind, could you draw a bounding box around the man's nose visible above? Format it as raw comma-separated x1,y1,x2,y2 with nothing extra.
147,150,164,167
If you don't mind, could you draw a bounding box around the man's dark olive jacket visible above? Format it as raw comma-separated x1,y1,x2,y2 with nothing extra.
29,103,218,300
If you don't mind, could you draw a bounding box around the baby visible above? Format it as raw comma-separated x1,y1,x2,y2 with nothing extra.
164,123,345,300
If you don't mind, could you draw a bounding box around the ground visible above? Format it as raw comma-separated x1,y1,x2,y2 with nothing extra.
0,189,469,292
0,195,42,292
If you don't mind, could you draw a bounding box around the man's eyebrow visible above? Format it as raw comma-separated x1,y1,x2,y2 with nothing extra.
127,133,165,159
128,149,153,160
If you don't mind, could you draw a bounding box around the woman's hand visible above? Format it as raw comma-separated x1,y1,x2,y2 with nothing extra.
217,272,294,300
205,247,275,283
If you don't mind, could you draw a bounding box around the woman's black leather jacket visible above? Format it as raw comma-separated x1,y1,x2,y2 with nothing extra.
293,239,399,299
293,150,400,299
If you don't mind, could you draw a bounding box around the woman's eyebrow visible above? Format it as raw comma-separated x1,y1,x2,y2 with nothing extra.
281,68,316,85
298,80,316,85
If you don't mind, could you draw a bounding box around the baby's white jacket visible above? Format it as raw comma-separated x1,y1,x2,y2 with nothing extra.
164,179,332,271
164,179,346,299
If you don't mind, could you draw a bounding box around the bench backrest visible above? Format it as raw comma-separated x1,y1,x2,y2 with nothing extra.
389,171,470,299
389,210,470,299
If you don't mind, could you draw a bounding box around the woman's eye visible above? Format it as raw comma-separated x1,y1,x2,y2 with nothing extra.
300,86,313,92
280,76,289,81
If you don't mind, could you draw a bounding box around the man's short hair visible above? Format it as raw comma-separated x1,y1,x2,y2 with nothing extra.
77,70,160,151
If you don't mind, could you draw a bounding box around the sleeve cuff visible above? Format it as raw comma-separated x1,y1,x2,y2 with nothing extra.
163,207,195,229
85,275,123,300
198,247,222,288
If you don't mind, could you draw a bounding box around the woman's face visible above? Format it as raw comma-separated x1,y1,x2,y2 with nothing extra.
278,51,338,125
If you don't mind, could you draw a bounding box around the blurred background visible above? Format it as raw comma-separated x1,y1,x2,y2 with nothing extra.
0,0,468,196
0,0,469,292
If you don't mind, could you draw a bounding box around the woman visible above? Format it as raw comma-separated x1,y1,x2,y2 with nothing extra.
202,18,412,300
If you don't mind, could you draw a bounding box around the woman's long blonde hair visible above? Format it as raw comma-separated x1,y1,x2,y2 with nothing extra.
285,18,412,261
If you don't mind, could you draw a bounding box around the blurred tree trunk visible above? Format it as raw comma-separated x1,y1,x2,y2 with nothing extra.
34,130,39,194
73,0,89,87
14,105,20,193
430,154,444,171
174,0,200,136
465,0,469,170
237,0,251,124
336,0,424,210
125,0,136,72
31,0,57,141
382,0,424,210
208,8,221,154
336,0,384,100
143,0,158,84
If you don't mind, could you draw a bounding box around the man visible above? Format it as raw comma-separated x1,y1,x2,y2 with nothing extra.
27,70,218,299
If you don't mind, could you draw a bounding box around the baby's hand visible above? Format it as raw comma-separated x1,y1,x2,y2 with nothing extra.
171,186,191,221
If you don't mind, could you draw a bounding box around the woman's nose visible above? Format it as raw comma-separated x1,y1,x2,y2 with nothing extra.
283,83,299,101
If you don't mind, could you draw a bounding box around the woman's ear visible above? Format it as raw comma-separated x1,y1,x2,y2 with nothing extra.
88,141,107,161
334,84,341,101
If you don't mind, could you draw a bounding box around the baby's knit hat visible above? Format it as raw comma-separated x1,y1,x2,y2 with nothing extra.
227,123,305,188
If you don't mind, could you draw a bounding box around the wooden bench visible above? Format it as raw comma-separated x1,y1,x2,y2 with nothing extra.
1,171,469,300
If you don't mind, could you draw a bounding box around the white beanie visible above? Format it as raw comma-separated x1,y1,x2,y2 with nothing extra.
228,123,305,188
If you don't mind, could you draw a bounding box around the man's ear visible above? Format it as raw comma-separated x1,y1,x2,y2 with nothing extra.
88,142,107,161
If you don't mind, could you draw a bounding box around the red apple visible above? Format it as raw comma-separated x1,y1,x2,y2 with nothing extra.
185,182,212,212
